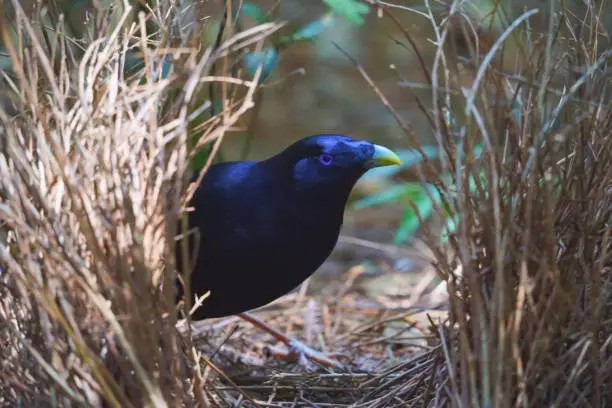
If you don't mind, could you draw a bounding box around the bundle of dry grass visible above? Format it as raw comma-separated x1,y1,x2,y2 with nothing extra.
0,0,280,405
356,1,612,407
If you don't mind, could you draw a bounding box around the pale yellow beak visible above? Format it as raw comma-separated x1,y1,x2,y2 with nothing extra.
365,144,403,168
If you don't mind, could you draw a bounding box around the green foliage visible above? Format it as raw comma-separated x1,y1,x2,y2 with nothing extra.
355,181,439,243
354,136,565,244
242,47,280,84
190,0,371,171
353,146,438,243
239,0,369,80
283,11,337,44
353,145,492,244
321,0,370,25
190,145,213,172
238,2,271,24
352,53,548,246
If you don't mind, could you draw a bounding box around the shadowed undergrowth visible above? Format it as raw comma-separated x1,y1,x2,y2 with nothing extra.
0,0,279,405
358,1,612,406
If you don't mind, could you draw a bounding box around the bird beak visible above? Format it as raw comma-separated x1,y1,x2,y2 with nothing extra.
365,144,403,168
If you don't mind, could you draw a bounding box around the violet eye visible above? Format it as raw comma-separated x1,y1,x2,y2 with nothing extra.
319,153,333,166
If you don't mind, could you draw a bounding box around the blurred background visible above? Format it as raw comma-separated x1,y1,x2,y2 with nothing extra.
18,0,598,159
2,0,606,290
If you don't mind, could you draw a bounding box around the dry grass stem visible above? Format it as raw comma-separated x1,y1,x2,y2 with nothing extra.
0,0,281,405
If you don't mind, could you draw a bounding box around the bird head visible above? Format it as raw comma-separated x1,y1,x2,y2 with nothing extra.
264,134,402,203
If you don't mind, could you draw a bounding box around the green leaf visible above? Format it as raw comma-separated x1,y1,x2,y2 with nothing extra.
353,182,424,209
190,149,209,171
394,206,422,243
242,47,279,82
439,215,458,243
393,187,437,244
285,12,337,43
354,181,443,242
238,2,271,24
321,0,370,25
160,55,173,79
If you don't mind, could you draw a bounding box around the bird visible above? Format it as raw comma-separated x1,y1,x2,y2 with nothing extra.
176,134,402,367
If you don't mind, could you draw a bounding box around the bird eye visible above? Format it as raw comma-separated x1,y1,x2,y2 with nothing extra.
319,153,333,166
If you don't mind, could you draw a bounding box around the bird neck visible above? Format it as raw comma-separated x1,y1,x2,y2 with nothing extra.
298,184,353,209
254,160,349,223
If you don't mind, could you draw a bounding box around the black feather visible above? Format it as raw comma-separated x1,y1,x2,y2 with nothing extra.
175,134,400,319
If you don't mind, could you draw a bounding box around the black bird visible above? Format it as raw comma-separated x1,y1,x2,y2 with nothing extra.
177,134,402,366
